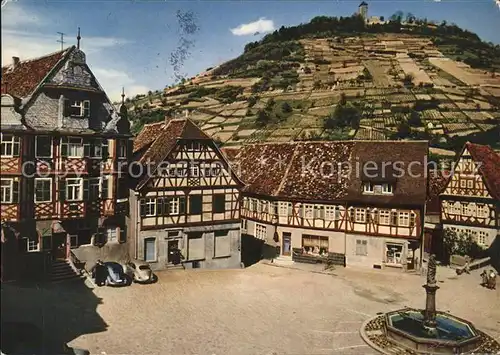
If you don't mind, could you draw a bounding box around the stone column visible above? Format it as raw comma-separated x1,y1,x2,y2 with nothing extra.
423,283,439,330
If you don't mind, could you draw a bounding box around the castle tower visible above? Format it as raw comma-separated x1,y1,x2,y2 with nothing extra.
358,1,368,20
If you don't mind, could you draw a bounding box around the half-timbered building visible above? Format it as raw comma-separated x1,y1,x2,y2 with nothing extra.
440,142,500,248
224,141,428,269
129,118,243,270
1,43,131,281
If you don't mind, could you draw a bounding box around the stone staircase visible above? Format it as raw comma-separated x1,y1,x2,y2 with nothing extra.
50,259,84,283
166,263,185,271
273,255,294,266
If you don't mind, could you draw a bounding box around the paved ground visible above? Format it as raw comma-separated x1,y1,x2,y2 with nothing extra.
2,262,499,355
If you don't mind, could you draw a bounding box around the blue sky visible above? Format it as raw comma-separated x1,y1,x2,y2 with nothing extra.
2,0,499,101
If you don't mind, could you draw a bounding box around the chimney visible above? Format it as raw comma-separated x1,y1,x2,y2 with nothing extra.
12,57,20,67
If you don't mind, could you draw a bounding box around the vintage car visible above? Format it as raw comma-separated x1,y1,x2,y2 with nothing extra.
92,261,130,287
123,260,157,284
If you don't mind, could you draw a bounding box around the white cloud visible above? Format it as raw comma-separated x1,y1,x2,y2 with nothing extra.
92,68,149,101
1,3,145,102
230,18,275,36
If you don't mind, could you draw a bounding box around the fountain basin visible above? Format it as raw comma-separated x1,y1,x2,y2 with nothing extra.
385,308,481,354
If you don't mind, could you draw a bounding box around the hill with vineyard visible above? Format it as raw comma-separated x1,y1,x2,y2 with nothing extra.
126,13,500,157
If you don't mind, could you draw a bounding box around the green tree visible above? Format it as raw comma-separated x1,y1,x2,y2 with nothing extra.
247,95,258,107
281,101,292,113
256,109,271,127
408,110,421,126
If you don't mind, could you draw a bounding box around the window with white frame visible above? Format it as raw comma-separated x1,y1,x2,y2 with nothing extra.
34,178,52,203
169,197,180,215
355,208,366,223
355,239,368,256
460,179,466,188
477,205,488,218
379,210,390,225
453,202,461,215
0,134,20,157
314,205,324,219
270,201,278,216
66,178,83,201
477,231,487,246
467,203,476,216
304,204,314,219
69,100,90,117
35,136,52,158
363,182,374,193
1,179,13,203
27,239,39,252
250,198,257,212
107,227,117,243
61,137,84,158
241,219,247,232
410,213,416,227
255,223,266,240
190,165,200,177
382,183,393,194
279,202,289,216
398,212,410,227
467,179,473,189
325,206,336,220
142,198,156,216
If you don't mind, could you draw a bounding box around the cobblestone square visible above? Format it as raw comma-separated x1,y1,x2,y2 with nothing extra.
68,263,499,355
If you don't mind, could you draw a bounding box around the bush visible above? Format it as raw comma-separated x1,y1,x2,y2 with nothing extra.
247,95,258,107
256,109,271,127
442,228,485,263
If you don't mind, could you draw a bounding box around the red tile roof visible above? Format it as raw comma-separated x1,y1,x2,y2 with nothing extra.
1,48,71,99
133,118,211,189
227,141,428,206
426,170,450,214
466,142,500,200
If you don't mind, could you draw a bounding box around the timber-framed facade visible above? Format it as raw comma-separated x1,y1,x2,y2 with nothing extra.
224,140,428,269
129,118,243,270
1,45,132,281
439,142,500,248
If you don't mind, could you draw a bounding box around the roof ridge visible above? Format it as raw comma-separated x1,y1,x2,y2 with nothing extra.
1,46,74,70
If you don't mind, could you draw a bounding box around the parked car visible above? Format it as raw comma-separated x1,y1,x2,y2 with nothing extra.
92,261,130,287
123,260,157,284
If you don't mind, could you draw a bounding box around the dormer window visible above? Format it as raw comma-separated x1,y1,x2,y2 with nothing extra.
382,183,393,194
68,100,90,117
362,182,393,195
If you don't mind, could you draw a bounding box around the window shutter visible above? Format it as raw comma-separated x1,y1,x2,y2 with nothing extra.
101,177,108,199
83,142,90,157
12,180,19,203
102,140,109,159
157,198,164,216
13,140,20,157
119,227,127,243
140,199,146,217
83,179,89,200
59,180,66,201
61,142,68,157
83,100,90,117
180,196,186,214
63,99,70,117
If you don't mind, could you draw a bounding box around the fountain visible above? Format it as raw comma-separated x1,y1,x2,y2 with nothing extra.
360,255,500,354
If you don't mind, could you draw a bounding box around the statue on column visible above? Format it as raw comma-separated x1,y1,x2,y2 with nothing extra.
427,254,437,285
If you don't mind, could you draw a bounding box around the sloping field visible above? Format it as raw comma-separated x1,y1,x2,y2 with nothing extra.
429,58,482,86
398,57,432,85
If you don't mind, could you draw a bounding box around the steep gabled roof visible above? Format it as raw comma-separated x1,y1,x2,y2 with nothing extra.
226,140,428,206
1,47,73,99
426,170,451,214
465,142,500,200
133,118,212,189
